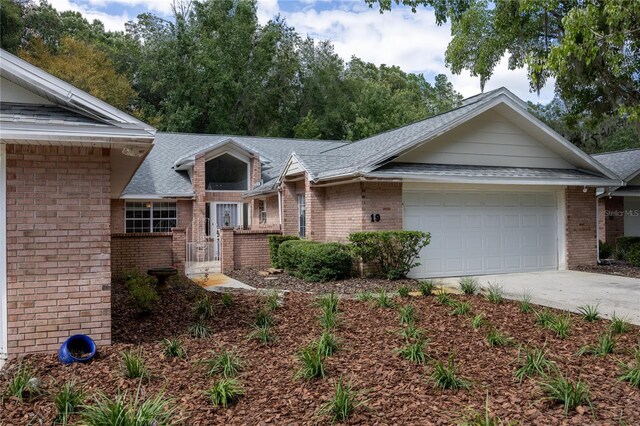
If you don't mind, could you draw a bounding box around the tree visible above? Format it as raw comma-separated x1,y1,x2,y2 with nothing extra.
0,0,24,52
365,0,640,123
19,36,136,111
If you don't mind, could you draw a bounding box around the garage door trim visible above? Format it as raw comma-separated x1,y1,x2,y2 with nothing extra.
403,185,566,278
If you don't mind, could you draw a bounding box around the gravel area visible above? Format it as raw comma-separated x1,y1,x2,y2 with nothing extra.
227,268,419,294
2,275,640,424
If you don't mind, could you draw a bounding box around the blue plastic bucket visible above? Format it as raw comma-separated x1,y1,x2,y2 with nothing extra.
58,334,96,364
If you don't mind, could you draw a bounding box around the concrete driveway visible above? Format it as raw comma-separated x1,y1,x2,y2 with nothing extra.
448,270,640,325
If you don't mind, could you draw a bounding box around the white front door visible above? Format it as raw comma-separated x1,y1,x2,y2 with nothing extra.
0,144,7,361
404,190,559,278
211,203,241,257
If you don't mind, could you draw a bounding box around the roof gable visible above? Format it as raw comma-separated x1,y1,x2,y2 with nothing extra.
393,108,574,169
592,148,640,182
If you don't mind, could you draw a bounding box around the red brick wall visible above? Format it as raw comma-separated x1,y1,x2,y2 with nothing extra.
324,182,364,242
251,195,280,229
566,186,597,268
232,230,282,270
361,182,403,231
5,145,111,356
111,233,174,276
598,196,624,247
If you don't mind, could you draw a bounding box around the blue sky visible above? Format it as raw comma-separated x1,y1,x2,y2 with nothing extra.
47,0,555,103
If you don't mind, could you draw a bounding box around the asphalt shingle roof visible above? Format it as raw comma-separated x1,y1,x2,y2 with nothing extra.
0,102,107,127
123,133,346,197
592,148,640,180
372,162,613,184
298,88,505,180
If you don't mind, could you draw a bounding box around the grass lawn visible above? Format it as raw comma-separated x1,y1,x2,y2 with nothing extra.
1,274,639,424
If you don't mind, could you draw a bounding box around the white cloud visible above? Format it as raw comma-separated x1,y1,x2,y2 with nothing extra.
48,0,132,30
257,0,555,103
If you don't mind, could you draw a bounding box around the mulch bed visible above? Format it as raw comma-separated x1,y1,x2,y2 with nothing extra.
2,276,640,425
227,268,419,294
576,262,640,279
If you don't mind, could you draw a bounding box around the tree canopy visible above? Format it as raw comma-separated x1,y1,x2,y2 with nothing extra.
0,0,462,141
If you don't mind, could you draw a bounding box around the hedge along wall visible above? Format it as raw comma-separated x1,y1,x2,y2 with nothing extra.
220,229,283,273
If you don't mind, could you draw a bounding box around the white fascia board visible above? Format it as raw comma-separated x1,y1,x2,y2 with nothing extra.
0,123,155,145
277,152,312,183
173,138,269,170
0,49,155,134
363,172,621,187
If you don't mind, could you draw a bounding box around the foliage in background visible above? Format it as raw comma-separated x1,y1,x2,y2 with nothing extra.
0,0,462,140
278,240,352,282
367,0,640,153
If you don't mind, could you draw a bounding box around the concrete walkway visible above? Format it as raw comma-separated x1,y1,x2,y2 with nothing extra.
189,272,255,292
444,270,640,324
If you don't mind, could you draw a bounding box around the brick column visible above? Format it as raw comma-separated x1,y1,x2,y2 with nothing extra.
191,154,207,242
171,227,187,273
281,181,298,236
305,176,325,241
220,228,235,273
566,186,597,268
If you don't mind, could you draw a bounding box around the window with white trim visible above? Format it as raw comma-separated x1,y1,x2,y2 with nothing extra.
258,200,267,224
125,202,177,233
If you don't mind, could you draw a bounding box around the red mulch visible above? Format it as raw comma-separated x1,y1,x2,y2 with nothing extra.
2,276,640,425
227,268,418,294
576,262,640,279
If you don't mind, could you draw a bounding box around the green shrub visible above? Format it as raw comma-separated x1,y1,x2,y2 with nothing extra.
81,389,177,425
296,343,326,380
207,350,245,378
470,313,486,330
418,280,434,296
53,381,85,425
125,275,159,314
317,332,340,357
221,292,234,307
618,345,640,388
610,313,631,334
278,240,352,282
548,314,571,339
395,338,428,364
577,304,600,322
429,354,471,390
519,292,533,313
577,332,615,356
122,349,148,379
599,240,612,259
397,286,411,298
486,329,513,347
628,244,640,267
459,277,479,295
539,375,592,415
484,283,504,304
247,324,274,345
298,243,353,282
316,292,339,314
318,377,365,423
400,323,426,341
348,230,431,279
268,235,300,268
616,236,640,254
398,304,417,325
514,346,555,381
254,307,274,328
2,364,39,401
450,301,472,316
375,288,395,308
205,378,245,407
162,338,186,359
277,239,320,272
193,297,215,321
189,322,211,339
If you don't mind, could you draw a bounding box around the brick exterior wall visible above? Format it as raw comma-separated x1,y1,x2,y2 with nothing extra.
598,196,624,248
324,182,365,242
250,195,280,229
233,230,282,270
566,186,597,268
361,182,403,231
111,233,174,276
282,180,304,236
5,145,111,356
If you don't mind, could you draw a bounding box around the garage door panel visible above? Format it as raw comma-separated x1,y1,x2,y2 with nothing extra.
405,190,558,278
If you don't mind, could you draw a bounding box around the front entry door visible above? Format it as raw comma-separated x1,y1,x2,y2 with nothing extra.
211,203,241,257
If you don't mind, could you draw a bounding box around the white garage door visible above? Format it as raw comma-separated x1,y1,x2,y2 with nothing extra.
404,190,558,278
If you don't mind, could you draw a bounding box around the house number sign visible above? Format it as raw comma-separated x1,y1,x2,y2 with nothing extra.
370,213,381,222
